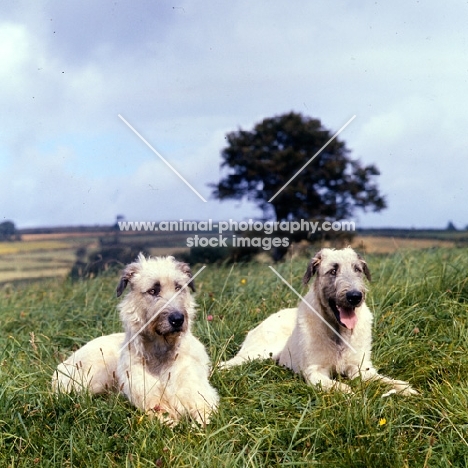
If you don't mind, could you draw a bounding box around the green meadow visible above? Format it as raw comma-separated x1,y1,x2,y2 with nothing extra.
0,246,468,466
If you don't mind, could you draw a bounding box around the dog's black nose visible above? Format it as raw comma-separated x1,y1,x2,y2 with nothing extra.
346,290,363,306
168,312,185,330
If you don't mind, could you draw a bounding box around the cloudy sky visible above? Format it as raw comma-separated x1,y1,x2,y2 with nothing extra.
1,0,467,229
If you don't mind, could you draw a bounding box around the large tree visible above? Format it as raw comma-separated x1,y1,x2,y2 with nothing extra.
211,112,386,223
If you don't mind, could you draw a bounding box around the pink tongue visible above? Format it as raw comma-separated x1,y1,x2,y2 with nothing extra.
337,306,358,329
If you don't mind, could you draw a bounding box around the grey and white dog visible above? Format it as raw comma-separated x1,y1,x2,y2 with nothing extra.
221,247,417,397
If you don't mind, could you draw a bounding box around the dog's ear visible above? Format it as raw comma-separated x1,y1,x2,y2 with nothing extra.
303,251,322,285
177,261,196,292
116,262,140,297
357,255,371,282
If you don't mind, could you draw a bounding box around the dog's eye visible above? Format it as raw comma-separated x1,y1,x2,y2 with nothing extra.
330,269,337,276
147,287,161,297
174,284,182,291
147,282,161,297
354,266,362,273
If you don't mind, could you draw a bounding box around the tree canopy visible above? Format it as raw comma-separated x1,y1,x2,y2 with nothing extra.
0,221,20,241
211,112,386,223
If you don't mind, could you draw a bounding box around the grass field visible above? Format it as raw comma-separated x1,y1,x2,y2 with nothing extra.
1,247,468,466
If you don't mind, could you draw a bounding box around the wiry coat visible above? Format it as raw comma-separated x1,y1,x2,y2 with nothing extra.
117,255,219,425
53,255,219,426
52,332,123,394
221,248,417,396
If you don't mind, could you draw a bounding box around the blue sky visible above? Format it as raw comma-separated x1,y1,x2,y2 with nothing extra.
1,0,467,229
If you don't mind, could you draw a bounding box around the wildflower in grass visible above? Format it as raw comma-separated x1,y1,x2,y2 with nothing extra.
379,418,387,426
207,315,214,321
240,278,247,285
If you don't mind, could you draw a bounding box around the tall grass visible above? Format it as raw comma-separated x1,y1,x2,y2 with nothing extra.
0,248,468,466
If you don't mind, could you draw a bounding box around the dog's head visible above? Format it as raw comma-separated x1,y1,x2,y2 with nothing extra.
302,247,371,331
303,248,371,284
117,253,195,297
117,254,196,337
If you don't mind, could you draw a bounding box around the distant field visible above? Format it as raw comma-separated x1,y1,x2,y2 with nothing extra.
20,232,109,241
0,228,463,284
0,230,193,284
0,240,70,255
0,232,96,284
351,235,455,254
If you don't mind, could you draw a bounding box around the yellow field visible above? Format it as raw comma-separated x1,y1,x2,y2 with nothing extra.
351,235,455,254
0,233,189,285
0,232,460,285
0,240,71,255
0,236,91,284
20,231,109,242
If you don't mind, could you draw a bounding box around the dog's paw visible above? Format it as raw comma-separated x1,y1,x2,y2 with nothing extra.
218,357,244,369
381,389,397,398
192,414,211,427
146,406,179,427
397,385,419,396
382,385,419,398
393,380,419,396
334,382,353,394
318,380,353,394
187,403,216,427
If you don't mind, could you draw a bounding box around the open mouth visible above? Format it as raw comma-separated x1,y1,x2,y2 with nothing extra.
329,300,357,330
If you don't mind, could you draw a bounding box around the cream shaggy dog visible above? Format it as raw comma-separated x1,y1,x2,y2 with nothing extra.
53,255,219,425
116,255,219,425
221,247,417,397
52,332,123,394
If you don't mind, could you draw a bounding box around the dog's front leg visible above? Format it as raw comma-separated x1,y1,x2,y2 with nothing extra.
176,378,219,426
348,365,418,396
302,365,352,394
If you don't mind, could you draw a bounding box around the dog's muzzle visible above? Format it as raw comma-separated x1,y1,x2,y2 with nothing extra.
329,290,363,330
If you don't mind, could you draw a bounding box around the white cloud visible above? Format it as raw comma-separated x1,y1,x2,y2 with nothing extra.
0,23,30,79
